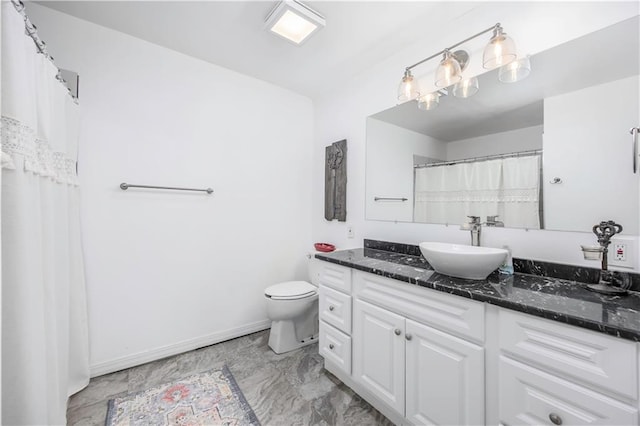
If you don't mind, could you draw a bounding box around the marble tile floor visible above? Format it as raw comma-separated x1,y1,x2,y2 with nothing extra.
67,330,393,425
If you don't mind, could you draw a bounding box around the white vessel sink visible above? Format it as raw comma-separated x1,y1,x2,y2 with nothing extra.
419,242,508,280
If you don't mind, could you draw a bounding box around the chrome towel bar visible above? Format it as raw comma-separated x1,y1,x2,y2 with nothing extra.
120,183,213,194
374,197,408,201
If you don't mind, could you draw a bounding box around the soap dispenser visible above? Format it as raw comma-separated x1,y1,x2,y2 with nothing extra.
499,245,514,275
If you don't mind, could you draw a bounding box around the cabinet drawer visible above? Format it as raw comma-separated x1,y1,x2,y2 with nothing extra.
319,321,351,375
499,356,637,426
499,309,637,400
318,262,352,293
354,271,485,343
319,285,352,334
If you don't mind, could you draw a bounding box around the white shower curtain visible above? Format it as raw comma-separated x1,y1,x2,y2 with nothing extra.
414,155,541,229
1,2,90,424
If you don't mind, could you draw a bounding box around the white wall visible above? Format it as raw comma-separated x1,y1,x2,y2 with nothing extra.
544,76,639,233
366,118,445,222
313,2,640,271
446,125,542,161
27,4,313,375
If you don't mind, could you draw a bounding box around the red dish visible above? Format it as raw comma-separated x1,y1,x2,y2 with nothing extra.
314,243,336,252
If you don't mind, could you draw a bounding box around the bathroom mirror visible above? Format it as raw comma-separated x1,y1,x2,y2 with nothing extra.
366,16,640,233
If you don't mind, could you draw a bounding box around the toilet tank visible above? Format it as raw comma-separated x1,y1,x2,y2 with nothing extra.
308,255,321,286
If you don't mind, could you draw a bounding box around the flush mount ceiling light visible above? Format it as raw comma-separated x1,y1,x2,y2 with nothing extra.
265,1,325,45
397,23,529,110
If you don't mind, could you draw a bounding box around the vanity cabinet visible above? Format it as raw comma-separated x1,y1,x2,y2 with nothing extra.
315,257,640,426
497,310,639,425
352,271,485,425
318,262,353,375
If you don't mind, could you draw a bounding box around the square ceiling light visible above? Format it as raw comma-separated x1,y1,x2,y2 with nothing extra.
265,1,325,45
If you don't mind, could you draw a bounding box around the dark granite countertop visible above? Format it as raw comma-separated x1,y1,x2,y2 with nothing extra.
316,247,640,342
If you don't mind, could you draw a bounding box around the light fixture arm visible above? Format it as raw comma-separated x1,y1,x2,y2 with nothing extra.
405,23,501,72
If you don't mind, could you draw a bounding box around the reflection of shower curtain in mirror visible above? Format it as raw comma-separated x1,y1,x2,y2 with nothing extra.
414,155,541,229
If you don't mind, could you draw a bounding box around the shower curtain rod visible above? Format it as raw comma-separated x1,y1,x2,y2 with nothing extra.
10,0,77,101
414,149,542,169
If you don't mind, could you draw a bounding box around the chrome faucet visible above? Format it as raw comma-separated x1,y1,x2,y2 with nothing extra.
462,216,482,246
485,215,504,227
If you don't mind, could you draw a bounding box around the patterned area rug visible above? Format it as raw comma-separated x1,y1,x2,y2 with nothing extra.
106,365,260,426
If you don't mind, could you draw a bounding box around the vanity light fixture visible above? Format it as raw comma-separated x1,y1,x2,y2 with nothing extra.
264,0,325,45
397,23,527,108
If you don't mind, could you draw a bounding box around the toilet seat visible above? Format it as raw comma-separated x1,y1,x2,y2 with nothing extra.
265,281,317,300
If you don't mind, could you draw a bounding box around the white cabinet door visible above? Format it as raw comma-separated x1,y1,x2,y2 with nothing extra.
405,319,485,426
499,356,638,426
353,299,405,415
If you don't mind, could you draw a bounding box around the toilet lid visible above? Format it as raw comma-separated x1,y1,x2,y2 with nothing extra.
265,281,317,300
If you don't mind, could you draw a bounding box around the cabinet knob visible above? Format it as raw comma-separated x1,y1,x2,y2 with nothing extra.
329,343,334,350
549,413,562,425
394,328,401,336
329,306,335,311
405,333,413,341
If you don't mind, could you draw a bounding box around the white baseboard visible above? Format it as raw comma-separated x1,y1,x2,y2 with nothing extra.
89,319,272,377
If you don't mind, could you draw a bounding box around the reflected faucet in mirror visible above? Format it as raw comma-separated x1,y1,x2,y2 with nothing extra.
485,215,504,227
462,215,505,246
461,216,482,246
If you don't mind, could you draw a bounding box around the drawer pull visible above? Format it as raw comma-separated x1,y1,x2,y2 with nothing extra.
394,328,402,336
405,333,413,341
329,306,335,311
549,413,562,425
329,343,335,350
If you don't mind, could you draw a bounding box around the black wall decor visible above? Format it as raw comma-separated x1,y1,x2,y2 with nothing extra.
324,139,347,221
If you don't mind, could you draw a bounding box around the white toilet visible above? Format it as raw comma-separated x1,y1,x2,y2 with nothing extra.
264,257,320,354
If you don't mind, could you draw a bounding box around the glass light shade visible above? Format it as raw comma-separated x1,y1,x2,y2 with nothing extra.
453,77,479,98
435,51,462,88
397,71,420,101
499,56,531,83
483,29,517,69
417,93,439,111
